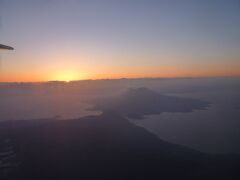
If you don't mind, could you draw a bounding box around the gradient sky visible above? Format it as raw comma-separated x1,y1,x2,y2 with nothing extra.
0,0,240,82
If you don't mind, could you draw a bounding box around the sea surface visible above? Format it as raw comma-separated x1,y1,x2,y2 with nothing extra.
0,78,239,153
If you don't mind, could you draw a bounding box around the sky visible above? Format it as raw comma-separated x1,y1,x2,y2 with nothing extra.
0,0,240,82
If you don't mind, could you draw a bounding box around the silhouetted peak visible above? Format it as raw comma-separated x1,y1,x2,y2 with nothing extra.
99,110,122,119
124,87,157,98
92,87,210,119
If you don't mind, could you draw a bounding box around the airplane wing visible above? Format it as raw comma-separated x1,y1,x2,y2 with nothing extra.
0,44,14,50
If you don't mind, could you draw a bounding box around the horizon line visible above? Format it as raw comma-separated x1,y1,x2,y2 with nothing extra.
0,75,239,84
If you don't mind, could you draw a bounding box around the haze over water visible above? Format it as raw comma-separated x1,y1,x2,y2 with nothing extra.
1,78,239,154
1,1,240,179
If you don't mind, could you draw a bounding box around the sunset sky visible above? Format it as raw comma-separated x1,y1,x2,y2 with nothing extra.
0,0,240,82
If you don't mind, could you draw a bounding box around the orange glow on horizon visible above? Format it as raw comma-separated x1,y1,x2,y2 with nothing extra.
1,65,239,83
49,70,87,82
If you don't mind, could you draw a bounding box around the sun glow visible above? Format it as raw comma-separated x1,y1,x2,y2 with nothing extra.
50,70,87,82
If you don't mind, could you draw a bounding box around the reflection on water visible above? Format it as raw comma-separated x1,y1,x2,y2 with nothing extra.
132,90,240,154
0,78,240,154
0,94,100,121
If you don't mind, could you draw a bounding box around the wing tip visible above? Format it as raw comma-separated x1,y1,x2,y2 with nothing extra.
0,44,14,50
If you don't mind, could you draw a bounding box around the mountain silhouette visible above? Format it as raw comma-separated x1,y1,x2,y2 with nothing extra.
91,87,210,119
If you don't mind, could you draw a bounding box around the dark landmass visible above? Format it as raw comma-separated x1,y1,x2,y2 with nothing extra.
0,112,239,180
91,87,210,119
